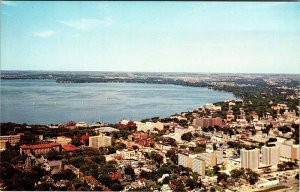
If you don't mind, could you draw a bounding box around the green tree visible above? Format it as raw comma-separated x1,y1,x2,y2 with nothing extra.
111,182,123,191
181,132,192,141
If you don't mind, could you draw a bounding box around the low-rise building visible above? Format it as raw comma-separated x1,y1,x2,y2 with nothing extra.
20,142,61,156
0,135,21,150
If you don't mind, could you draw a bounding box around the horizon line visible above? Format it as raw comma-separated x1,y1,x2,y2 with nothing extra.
1,69,299,75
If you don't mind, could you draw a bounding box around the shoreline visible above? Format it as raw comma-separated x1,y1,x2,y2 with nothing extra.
1,80,236,125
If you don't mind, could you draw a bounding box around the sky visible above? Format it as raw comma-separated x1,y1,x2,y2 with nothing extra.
1,1,300,74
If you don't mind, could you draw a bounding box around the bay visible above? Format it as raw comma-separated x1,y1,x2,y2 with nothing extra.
1,79,235,124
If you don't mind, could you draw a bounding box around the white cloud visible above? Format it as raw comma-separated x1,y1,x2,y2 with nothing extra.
33,30,55,38
1,1,16,6
58,18,113,30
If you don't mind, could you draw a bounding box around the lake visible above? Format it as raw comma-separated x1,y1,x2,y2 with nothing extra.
1,80,235,124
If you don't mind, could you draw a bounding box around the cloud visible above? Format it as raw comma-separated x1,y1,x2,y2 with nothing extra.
1,1,16,6
33,30,55,38
58,18,113,30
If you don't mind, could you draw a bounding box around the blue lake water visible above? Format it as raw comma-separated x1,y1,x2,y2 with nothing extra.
1,80,235,124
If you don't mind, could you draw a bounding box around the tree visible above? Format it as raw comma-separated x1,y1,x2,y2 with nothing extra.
295,173,299,180
181,132,192,141
166,150,178,164
277,163,286,171
230,168,244,180
99,175,113,188
186,178,197,190
217,173,229,183
111,182,123,191
245,169,259,185
140,170,153,180
150,151,164,165
46,149,61,161
52,169,77,181
213,165,220,174
172,179,185,192
124,165,135,180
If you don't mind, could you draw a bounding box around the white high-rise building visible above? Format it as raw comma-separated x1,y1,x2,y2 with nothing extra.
192,158,206,177
261,145,279,167
216,150,224,165
89,134,112,149
178,153,205,178
241,148,260,170
178,153,189,167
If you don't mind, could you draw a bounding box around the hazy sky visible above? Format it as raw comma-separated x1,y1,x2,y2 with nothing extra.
1,1,300,73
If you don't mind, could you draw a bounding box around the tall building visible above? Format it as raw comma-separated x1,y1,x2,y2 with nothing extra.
89,134,112,149
240,148,260,170
216,150,224,165
279,143,299,161
192,158,206,176
198,151,219,167
193,117,223,128
261,145,279,167
178,153,205,178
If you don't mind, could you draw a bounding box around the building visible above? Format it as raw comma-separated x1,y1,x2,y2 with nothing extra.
89,134,112,149
198,152,217,167
192,158,206,176
226,109,235,122
20,142,61,156
64,164,83,178
49,136,72,146
178,153,206,178
94,127,120,134
201,117,223,128
132,132,154,147
116,149,138,160
0,135,21,150
240,148,260,170
136,121,164,132
255,177,279,189
279,143,299,160
174,126,193,136
62,144,80,153
204,103,222,111
216,150,224,165
76,122,88,128
261,145,279,167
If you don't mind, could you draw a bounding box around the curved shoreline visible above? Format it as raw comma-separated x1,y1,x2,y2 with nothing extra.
1,80,236,124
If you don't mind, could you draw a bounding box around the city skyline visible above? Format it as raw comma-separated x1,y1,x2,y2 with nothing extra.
1,1,300,74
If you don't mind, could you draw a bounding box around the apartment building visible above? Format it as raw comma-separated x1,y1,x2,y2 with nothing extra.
89,134,112,149
240,148,260,170
261,145,279,167
279,143,299,161
178,153,206,178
